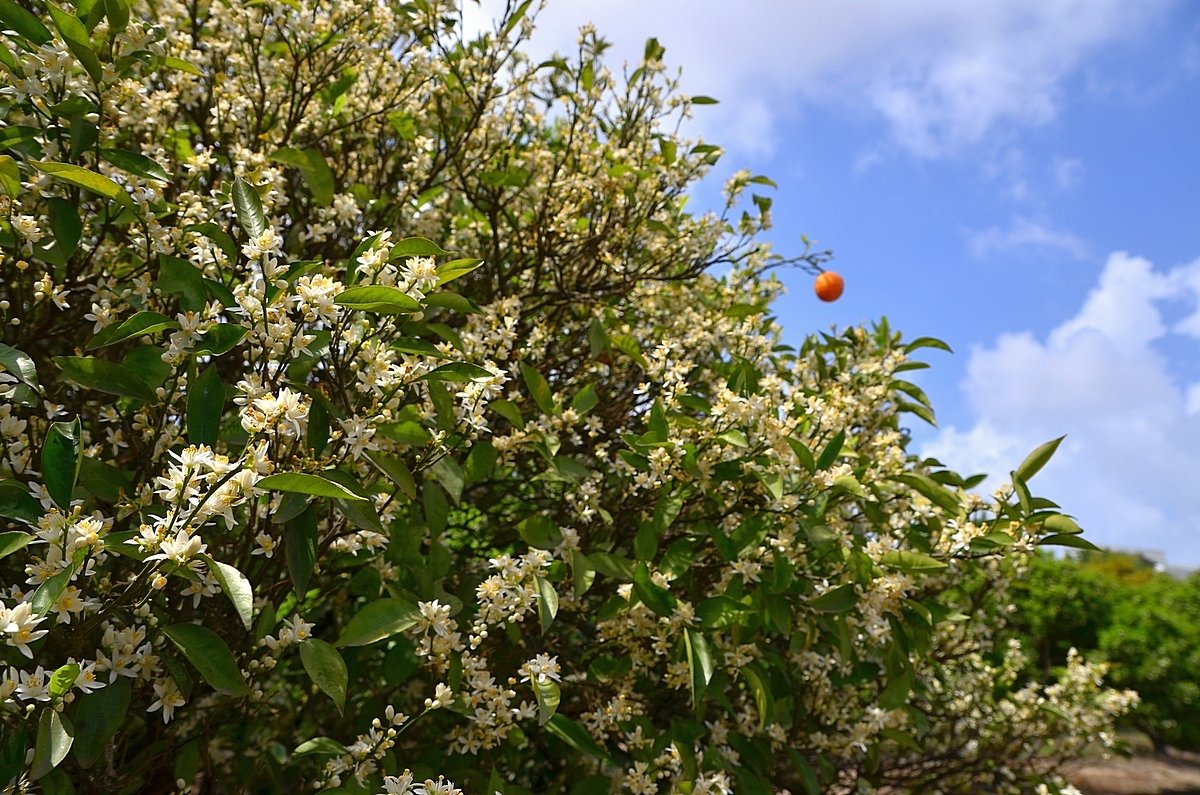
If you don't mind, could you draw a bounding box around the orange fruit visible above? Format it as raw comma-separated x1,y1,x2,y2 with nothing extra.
814,270,844,302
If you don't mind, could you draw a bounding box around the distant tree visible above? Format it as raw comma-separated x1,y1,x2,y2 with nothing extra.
1010,553,1200,751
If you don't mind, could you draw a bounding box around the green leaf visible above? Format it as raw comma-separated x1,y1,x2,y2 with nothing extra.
1015,436,1065,484
47,4,101,83
815,429,845,470
890,473,962,514
30,708,72,780
32,161,130,208
724,302,766,319
48,663,80,700
535,575,558,633
0,530,34,559
0,479,41,525
269,147,334,206
569,548,596,599
318,469,383,530
545,715,608,760
0,0,53,44
1041,514,1083,535
158,254,206,310
78,458,131,503
0,342,39,406
160,54,201,75
518,515,561,549
463,441,498,485
435,257,483,286
421,362,494,382
632,562,676,616
300,639,347,712
808,583,858,613
570,383,599,415
367,452,417,500
683,628,714,708
696,595,748,629
502,0,533,35
904,336,953,354
200,556,253,631
878,550,948,573
293,737,346,757
0,154,16,199
46,197,81,257
0,155,20,198
429,456,463,504
162,623,251,696
55,356,155,401
335,597,420,648
1039,533,1100,551
192,323,248,357
490,399,525,429
306,395,330,454
389,236,450,258
121,346,171,387
741,663,773,729
42,418,82,509
284,505,317,598
99,148,169,183
334,285,421,314
102,0,128,33
47,95,93,117
259,472,366,502
423,481,448,535
690,95,719,104
31,559,78,617
757,470,783,501
718,428,749,448
423,290,479,314
0,343,37,391
390,337,446,358
832,474,865,498
533,677,560,725
633,520,657,561
186,366,224,447
589,552,634,582
71,677,130,767
232,177,268,239
86,311,178,349
520,362,555,415
880,648,914,709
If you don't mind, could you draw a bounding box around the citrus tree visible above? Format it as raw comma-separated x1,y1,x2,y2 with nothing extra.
0,1,1134,793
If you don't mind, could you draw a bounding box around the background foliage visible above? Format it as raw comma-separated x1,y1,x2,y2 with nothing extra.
1009,552,1200,752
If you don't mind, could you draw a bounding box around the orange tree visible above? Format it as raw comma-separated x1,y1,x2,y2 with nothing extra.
0,1,1133,792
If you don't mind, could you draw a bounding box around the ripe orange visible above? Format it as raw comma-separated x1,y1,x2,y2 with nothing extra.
814,270,844,302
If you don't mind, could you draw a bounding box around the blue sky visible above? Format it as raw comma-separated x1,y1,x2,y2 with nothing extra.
465,1,1200,566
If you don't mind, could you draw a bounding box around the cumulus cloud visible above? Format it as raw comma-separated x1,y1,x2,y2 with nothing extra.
923,252,1200,566
464,0,1172,158
967,216,1090,260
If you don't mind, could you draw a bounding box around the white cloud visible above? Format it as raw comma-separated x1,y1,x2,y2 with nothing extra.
967,216,1090,260
1052,156,1084,190
923,252,1200,566
464,0,1173,158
